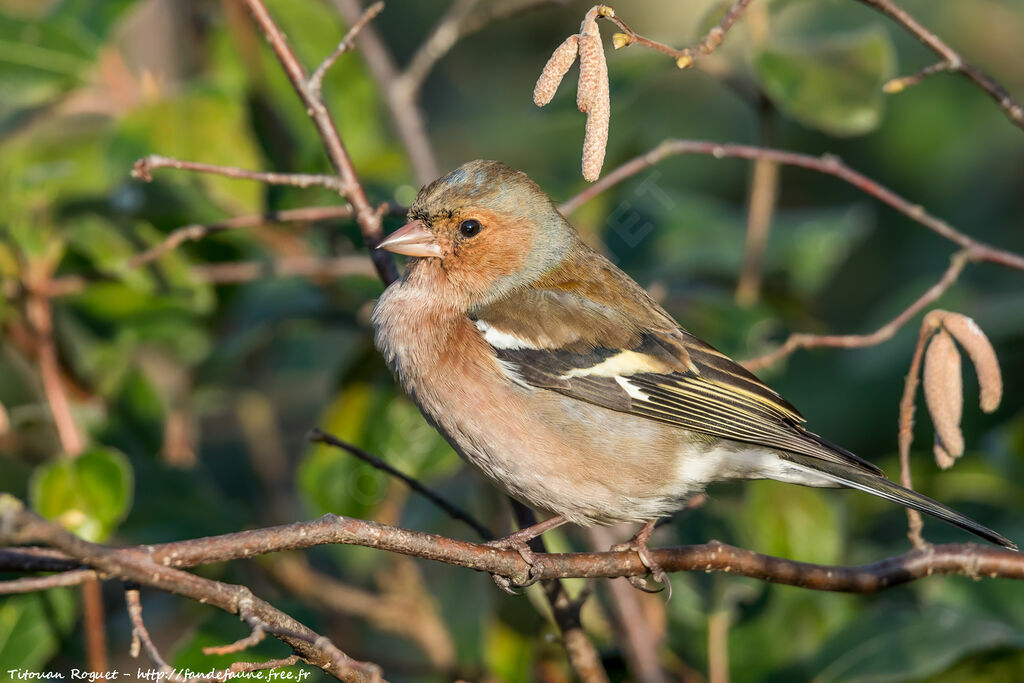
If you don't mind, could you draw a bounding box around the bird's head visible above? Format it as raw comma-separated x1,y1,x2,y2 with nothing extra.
377,160,577,305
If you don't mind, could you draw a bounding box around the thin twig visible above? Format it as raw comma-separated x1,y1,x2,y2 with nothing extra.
588,526,668,683
82,578,108,674
558,139,1024,272
509,501,610,683
310,1,385,99
707,607,730,683
543,580,610,683
736,101,777,307
883,60,956,94
240,0,398,283
0,569,97,594
25,290,85,457
126,205,362,271
743,250,972,372
125,588,174,672
604,0,756,69
308,428,492,540
203,620,266,656
132,155,345,193
400,0,478,99
0,547,81,572
194,255,376,284
856,0,1024,131
896,314,946,548
24,280,107,673
331,0,440,184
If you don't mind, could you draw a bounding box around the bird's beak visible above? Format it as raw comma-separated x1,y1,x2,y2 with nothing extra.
376,219,442,258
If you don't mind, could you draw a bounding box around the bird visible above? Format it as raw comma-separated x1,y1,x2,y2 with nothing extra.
371,159,1015,589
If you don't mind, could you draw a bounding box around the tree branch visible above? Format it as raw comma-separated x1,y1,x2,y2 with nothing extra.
743,249,971,371
132,155,345,193
308,428,493,540
5,498,1020,594
0,496,382,683
310,1,386,100
856,0,1024,131
239,0,397,284
603,0,756,69
126,205,363,271
331,0,440,184
558,139,1024,272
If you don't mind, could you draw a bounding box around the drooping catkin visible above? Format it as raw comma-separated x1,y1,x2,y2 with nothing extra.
923,329,964,468
533,5,612,182
576,16,602,113
577,10,609,181
942,313,1003,414
533,34,579,107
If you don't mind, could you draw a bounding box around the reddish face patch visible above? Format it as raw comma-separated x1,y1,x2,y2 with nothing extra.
431,207,533,295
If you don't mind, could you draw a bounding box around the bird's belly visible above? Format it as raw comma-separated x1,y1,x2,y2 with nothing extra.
374,294,803,524
412,362,722,525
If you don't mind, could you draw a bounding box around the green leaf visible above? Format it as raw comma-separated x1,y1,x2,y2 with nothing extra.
0,0,135,127
30,446,134,542
66,215,155,293
737,480,842,564
299,382,459,520
812,604,1024,682
114,91,264,212
0,589,77,672
753,28,895,136
768,205,872,296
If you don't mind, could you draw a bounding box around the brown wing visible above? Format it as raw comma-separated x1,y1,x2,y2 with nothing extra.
472,287,883,476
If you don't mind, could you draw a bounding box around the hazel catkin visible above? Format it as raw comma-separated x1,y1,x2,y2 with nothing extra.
923,329,964,468
942,313,1003,414
533,34,579,107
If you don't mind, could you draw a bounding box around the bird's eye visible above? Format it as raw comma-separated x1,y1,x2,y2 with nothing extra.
459,219,482,238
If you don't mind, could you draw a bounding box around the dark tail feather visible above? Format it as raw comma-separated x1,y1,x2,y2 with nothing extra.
780,452,1017,551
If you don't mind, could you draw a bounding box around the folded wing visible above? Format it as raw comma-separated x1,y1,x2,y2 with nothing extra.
471,287,884,477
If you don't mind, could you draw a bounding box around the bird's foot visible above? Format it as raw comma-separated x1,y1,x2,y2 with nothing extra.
613,519,671,599
485,515,566,594
487,539,543,594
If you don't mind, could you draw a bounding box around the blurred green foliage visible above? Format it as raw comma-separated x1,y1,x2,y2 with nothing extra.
1,0,1023,681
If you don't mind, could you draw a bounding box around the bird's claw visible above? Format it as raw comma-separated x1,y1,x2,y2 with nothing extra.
613,522,672,600
487,536,545,594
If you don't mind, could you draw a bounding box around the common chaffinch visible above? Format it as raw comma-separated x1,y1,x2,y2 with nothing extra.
372,160,1014,584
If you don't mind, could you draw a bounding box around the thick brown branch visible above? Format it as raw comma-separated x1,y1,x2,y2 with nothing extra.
5,501,1018,592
